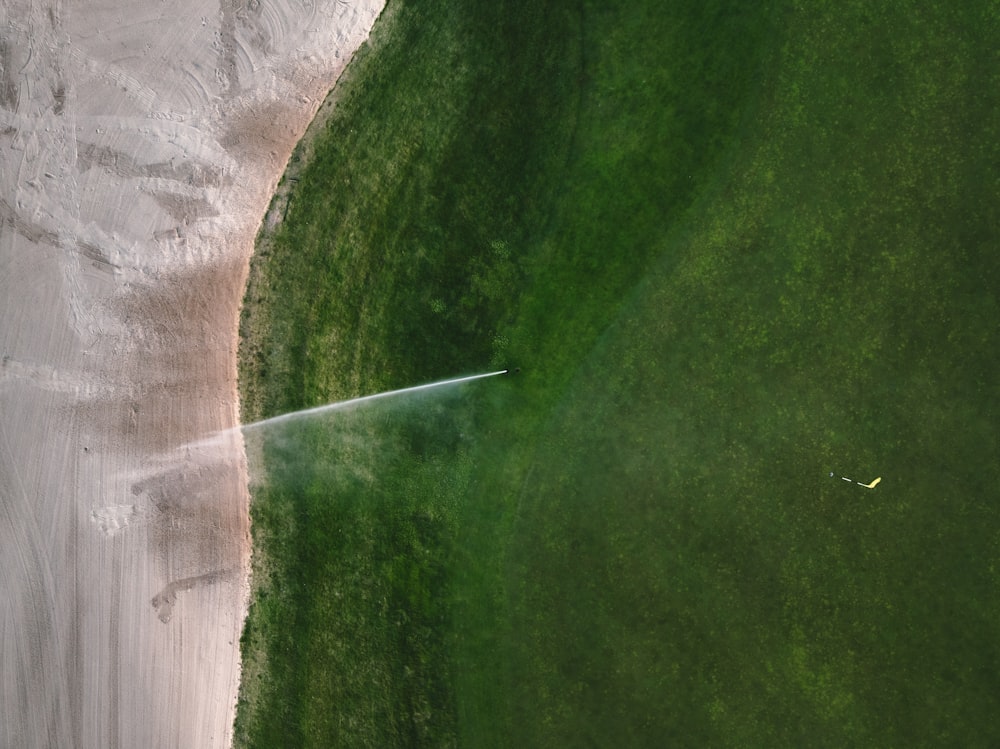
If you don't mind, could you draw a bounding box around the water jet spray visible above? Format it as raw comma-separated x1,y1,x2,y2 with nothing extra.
168,369,508,464
241,369,509,433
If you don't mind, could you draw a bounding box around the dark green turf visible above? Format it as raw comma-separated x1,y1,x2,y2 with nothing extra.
235,0,1000,746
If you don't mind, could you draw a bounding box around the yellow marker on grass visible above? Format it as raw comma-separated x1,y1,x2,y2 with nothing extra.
830,472,882,489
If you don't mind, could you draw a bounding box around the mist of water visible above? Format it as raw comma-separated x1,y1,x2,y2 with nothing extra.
147,369,507,488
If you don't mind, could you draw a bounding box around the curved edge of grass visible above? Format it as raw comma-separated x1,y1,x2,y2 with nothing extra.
231,0,827,745
233,4,402,746
233,0,589,743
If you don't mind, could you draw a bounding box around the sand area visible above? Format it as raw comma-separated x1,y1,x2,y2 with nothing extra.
0,0,383,745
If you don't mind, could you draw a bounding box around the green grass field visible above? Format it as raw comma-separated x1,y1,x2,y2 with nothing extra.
234,0,1000,746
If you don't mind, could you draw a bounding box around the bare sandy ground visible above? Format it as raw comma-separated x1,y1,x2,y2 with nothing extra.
0,0,383,745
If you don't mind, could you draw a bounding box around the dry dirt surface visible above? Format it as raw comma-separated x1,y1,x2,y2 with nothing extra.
0,0,384,746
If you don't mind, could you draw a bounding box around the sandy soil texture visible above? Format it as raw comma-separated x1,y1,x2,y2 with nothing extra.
0,0,383,745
